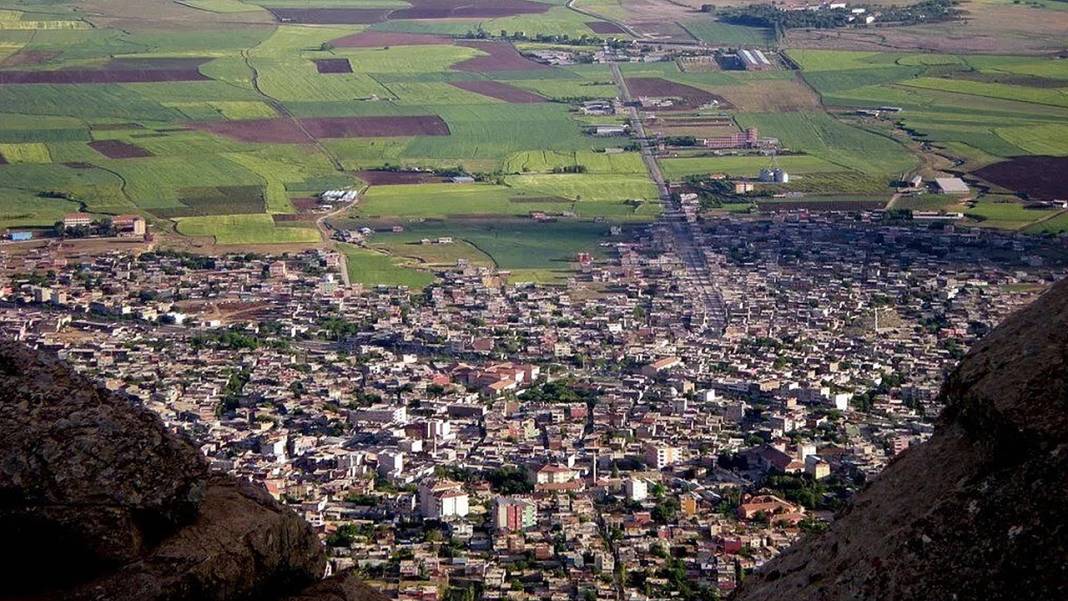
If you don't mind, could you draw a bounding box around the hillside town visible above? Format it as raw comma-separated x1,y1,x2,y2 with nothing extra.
2,210,1065,601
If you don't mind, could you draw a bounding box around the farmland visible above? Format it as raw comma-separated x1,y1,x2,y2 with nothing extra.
2,0,1066,267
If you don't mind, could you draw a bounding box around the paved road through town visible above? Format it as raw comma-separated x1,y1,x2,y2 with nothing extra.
610,64,727,334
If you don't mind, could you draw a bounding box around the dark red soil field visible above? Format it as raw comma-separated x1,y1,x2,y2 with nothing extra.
273,214,316,223
0,66,208,85
191,119,312,144
192,116,450,143
625,77,729,110
105,57,209,70
290,197,321,212
586,21,626,34
450,80,545,103
453,41,550,72
267,8,392,24
87,140,154,159
268,0,548,23
331,31,453,48
0,50,60,67
302,115,450,138
357,170,450,185
314,58,353,74
974,156,1068,201
0,153,7,165
396,0,548,19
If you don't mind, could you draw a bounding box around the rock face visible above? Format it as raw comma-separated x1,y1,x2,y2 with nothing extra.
733,279,1068,601
0,341,387,601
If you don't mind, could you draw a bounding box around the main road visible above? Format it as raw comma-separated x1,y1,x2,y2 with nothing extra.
610,64,727,335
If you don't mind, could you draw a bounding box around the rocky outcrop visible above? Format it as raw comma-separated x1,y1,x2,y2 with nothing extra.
0,341,387,601
733,279,1068,601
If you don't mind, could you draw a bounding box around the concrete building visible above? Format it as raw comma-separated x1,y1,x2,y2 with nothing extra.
934,177,969,195
625,477,648,502
643,443,680,470
494,497,536,531
419,480,469,520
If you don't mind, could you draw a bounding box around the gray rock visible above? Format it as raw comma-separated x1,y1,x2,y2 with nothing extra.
0,340,208,590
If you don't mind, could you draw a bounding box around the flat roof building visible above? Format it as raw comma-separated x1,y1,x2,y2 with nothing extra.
934,177,970,195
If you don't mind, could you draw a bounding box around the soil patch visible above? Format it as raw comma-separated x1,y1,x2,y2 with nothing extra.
586,21,626,35
0,50,60,67
314,58,353,74
87,140,154,159
268,0,547,23
450,80,545,103
454,41,550,72
267,8,392,24
626,77,730,110
192,116,450,143
301,115,450,138
191,119,311,144
0,58,209,84
357,170,449,185
974,156,1068,201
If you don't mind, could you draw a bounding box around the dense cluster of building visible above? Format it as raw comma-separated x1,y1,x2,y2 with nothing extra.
1,211,1064,601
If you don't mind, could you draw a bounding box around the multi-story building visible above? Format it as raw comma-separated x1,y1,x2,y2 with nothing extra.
494,498,536,532
643,443,680,470
418,480,469,520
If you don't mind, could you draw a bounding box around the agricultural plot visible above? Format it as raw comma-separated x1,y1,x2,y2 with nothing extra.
733,112,917,176
502,151,647,175
789,49,1068,194
176,214,320,245
964,197,1060,230
0,0,644,261
679,21,774,46
660,155,845,180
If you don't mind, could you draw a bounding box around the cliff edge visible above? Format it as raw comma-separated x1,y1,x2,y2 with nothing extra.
733,278,1068,601
0,340,386,601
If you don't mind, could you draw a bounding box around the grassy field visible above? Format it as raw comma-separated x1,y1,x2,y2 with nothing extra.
733,112,917,177
341,244,436,289
355,174,657,220
789,48,1068,173
964,196,1060,230
679,21,774,46
176,214,320,244
660,154,845,179
352,219,622,282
